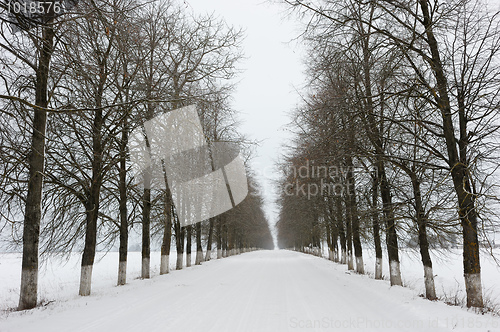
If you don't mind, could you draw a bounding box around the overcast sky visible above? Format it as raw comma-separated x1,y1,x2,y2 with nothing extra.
186,0,307,238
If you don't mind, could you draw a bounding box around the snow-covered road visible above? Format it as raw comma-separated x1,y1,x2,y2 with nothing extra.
2,250,499,332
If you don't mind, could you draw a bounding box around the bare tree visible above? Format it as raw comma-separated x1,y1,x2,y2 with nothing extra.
0,0,67,309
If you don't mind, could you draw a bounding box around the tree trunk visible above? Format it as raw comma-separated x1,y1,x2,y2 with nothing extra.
195,222,203,265
328,199,339,262
19,25,54,311
372,173,383,280
160,195,172,275
79,49,108,296
222,220,228,257
331,227,339,262
227,226,233,256
80,107,104,296
336,198,347,264
410,172,436,300
344,195,354,270
117,119,128,286
141,92,155,279
206,217,215,261
186,225,192,267
325,218,333,260
418,0,482,307
141,182,151,279
379,162,402,286
175,220,183,270
356,20,401,285
346,157,364,274
311,213,321,257
159,154,174,275
216,217,222,259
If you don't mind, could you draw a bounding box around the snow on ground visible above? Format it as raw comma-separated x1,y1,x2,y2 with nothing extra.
1,250,500,332
0,250,203,311
355,247,500,306
2,248,499,313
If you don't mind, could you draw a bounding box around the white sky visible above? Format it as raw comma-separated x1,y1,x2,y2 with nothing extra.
186,0,307,237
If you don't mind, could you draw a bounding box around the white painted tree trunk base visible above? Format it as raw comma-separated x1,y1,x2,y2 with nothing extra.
19,268,38,309
217,249,222,259
389,260,403,286
223,249,227,257
347,253,354,270
160,255,169,275
186,253,192,267
176,253,183,270
355,256,364,274
341,250,347,264
117,261,127,285
206,249,212,261
375,257,383,280
79,265,93,296
141,258,150,278
424,265,436,300
195,250,203,265
465,272,483,308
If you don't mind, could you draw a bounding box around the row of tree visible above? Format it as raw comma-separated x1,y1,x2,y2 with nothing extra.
276,0,500,309
0,0,273,311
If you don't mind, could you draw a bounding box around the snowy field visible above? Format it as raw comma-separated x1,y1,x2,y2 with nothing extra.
0,249,499,331
0,250,207,311
355,247,500,307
